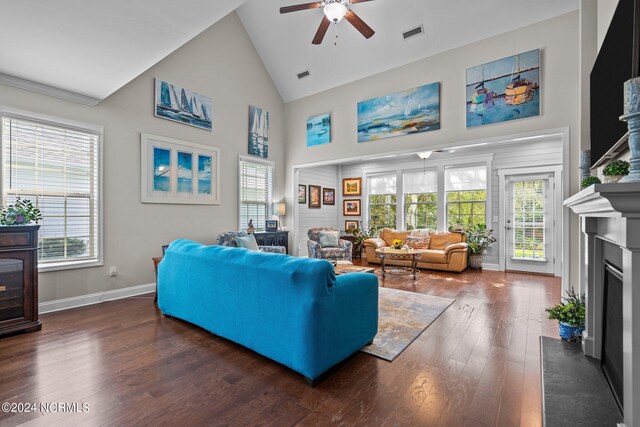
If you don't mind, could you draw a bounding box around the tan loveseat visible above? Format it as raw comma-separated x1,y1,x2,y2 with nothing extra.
363,229,468,273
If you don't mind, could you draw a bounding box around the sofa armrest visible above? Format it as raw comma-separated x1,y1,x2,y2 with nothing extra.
259,245,286,254
363,238,387,249
338,239,353,252
307,240,322,258
444,242,468,255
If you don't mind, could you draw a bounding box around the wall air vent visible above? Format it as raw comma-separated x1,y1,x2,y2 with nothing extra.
402,25,424,40
297,70,311,79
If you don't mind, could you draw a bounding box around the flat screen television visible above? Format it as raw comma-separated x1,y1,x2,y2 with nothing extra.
590,0,640,166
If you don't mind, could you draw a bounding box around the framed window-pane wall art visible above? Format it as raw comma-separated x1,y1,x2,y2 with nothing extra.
141,133,220,204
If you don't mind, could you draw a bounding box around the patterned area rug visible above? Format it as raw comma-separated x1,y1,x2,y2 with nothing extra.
361,287,454,361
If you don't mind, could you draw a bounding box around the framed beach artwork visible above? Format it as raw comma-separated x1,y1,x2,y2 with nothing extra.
466,49,540,127
140,133,220,204
307,113,331,146
248,105,269,158
357,82,440,143
343,199,361,216
309,185,321,208
323,188,335,205
342,177,362,196
298,184,307,204
345,220,359,232
154,79,212,131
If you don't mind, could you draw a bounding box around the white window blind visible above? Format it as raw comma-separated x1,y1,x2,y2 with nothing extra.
368,173,396,195
1,115,100,265
445,165,487,191
239,159,273,231
403,170,437,194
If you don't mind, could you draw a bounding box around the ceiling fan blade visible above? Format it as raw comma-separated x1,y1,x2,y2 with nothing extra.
280,2,323,14
344,9,375,39
349,0,375,3
312,16,331,45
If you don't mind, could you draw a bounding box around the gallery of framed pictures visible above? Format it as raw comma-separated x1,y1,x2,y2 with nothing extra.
154,79,213,131
141,133,220,204
465,49,540,127
357,82,440,143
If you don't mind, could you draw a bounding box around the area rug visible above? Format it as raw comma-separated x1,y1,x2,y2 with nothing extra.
361,287,454,361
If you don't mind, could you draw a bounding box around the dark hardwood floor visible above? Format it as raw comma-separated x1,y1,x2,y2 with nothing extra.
0,260,561,426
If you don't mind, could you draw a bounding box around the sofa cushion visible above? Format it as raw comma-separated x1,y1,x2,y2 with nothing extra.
429,232,463,250
320,247,347,258
409,229,431,237
407,235,431,249
236,234,259,251
419,249,448,264
380,228,410,246
319,231,340,248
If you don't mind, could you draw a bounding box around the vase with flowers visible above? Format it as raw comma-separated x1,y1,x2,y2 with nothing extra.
392,239,404,250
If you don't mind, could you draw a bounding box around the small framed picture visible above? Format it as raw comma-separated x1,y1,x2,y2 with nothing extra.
309,185,321,208
298,184,307,204
265,220,278,231
323,188,335,205
342,177,362,196
345,220,359,232
343,199,361,216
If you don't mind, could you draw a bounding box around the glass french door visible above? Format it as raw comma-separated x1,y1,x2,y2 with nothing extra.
505,175,554,274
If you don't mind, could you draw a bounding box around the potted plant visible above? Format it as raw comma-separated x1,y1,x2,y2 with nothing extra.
351,219,382,256
0,197,42,225
545,288,586,341
581,176,601,189
603,159,630,183
465,224,496,269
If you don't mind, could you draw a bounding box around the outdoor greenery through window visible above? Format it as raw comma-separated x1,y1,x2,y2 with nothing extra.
368,173,396,228
445,165,487,229
1,115,100,265
239,158,273,231
403,169,437,230
512,180,546,259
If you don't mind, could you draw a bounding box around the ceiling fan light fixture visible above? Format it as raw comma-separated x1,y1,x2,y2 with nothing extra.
324,1,347,23
417,151,433,159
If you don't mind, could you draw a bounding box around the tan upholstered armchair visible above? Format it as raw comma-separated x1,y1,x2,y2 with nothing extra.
363,229,468,272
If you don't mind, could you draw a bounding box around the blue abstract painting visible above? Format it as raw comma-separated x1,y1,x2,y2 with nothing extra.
307,113,331,146
155,79,213,131
153,148,171,192
198,155,212,195
177,152,193,193
248,105,269,158
466,49,540,127
357,82,440,143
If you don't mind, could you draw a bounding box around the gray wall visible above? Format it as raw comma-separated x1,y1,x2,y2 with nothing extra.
284,11,581,285
0,12,285,302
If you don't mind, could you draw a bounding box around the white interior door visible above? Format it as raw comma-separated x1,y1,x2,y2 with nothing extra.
505,174,555,274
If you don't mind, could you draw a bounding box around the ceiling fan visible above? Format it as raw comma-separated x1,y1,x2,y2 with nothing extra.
280,0,375,45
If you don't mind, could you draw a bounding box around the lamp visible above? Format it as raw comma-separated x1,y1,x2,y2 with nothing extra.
275,201,286,229
324,1,347,23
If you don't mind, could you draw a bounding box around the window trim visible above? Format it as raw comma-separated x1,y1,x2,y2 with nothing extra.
238,155,275,232
367,172,398,229
0,106,104,272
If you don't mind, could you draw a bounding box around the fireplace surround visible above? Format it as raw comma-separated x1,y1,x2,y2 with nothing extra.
565,182,640,427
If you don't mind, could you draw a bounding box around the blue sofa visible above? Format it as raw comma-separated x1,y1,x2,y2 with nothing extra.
158,239,378,383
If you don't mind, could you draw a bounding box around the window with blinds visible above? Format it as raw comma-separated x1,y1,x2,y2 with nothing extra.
1,115,100,266
368,173,397,228
403,169,438,230
445,165,487,229
239,159,273,231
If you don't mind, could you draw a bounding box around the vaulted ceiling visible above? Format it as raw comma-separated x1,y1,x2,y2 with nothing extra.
0,0,579,105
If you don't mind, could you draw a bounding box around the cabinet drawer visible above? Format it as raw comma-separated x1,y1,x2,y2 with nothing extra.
0,232,33,249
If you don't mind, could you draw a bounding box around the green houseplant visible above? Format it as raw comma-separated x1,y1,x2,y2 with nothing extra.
603,160,630,183
0,197,42,225
350,220,383,256
465,224,496,270
581,176,602,189
546,288,586,341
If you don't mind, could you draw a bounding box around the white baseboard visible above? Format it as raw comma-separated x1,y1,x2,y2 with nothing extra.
39,283,155,314
481,263,500,271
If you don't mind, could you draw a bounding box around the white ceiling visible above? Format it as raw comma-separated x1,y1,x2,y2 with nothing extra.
0,0,247,101
237,0,579,102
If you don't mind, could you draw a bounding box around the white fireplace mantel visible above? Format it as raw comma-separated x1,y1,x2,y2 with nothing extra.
565,182,640,427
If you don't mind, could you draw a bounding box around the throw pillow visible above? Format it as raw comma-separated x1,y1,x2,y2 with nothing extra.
318,231,340,248
407,235,431,249
236,234,259,251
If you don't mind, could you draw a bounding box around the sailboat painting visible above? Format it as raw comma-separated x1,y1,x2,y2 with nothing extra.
248,105,269,158
154,79,213,131
357,82,440,143
466,49,540,127
307,113,331,146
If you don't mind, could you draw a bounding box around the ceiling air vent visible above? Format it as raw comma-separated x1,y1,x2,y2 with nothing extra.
402,25,424,40
297,70,310,80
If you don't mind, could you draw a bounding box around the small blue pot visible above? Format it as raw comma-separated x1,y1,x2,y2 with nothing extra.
559,322,585,341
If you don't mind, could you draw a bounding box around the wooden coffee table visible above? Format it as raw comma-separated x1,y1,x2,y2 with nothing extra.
334,261,376,275
375,248,422,279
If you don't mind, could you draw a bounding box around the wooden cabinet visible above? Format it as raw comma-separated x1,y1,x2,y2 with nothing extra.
254,231,289,254
0,225,41,337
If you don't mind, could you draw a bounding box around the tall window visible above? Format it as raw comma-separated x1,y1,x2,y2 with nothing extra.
446,165,487,229
1,115,100,266
403,169,438,230
239,158,273,231
368,173,396,228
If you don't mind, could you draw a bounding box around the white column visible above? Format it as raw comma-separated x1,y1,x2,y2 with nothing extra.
623,217,640,427
582,216,599,357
